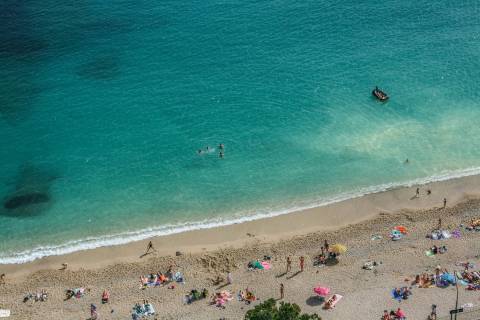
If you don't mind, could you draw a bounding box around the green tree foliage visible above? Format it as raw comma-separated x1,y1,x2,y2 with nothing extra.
245,298,321,320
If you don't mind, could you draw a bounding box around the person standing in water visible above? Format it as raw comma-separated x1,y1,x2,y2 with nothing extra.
219,151,224,158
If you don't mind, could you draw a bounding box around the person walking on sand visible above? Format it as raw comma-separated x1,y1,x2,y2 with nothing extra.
145,241,155,254
286,256,292,273
280,283,284,299
227,272,233,285
299,256,305,272
90,303,98,320
324,240,329,252
416,187,420,198
443,198,447,208
0,273,5,285
437,218,442,230
428,304,437,320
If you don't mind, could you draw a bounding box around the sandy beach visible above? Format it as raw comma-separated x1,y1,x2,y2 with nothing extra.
2,174,480,319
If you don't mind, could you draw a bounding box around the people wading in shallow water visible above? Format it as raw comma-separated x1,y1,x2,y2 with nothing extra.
219,151,224,159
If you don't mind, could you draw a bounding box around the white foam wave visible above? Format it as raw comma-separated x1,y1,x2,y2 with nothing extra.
2,166,480,264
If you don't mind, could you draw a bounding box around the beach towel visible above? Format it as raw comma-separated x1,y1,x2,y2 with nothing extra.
249,260,264,270
144,303,155,315
73,288,85,298
391,289,403,301
173,272,184,283
144,275,163,287
390,230,403,241
324,294,343,309
261,261,271,270
441,273,455,284
425,250,434,257
452,230,461,238
132,303,155,318
441,230,451,239
394,226,408,234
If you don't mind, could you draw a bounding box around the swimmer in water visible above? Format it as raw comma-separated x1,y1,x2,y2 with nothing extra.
405,159,409,164
219,151,224,158
197,149,203,155
219,143,224,150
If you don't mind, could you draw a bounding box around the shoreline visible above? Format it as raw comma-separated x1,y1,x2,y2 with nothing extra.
2,167,480,265
2,179,480,319
3,172,480,276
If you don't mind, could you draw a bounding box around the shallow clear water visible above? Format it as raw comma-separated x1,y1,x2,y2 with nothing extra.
1,0,480,263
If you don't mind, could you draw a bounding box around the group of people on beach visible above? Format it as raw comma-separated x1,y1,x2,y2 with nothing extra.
197,143,225,158
413,187,448,208
382,308,406,320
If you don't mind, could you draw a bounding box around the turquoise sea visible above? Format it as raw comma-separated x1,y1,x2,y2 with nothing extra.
1,0,480,263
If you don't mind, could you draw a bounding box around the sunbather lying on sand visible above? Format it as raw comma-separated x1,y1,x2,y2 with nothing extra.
185,288,208,304
65,288,89,301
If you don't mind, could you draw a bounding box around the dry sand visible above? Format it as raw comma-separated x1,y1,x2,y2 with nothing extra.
1,175,480,319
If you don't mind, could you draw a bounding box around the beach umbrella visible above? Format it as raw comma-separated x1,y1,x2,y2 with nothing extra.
394,226,408,234
313,286,330,296
330,244,347,254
